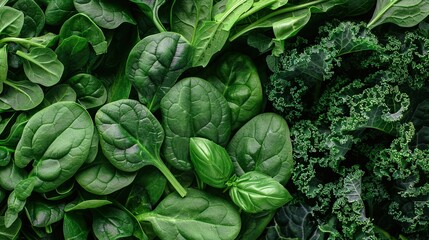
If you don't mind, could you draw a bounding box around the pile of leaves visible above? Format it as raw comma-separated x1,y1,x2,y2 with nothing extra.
1,0,429,239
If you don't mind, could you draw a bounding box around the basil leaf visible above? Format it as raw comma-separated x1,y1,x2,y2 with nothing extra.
161,77,231,171
227,113,293,184
137,188,241,240
126,32,193,111
228,171,292,213
95,99,187,197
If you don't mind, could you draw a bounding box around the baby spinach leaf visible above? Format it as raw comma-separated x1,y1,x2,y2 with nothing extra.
75,157,137,195
25,200,65,227
14,101,94,192
68,73,107,109
0,216,21,240
95,99,187,197
129,0,166,32
55,35,90,76
63,212,90,240
205,52,263,130
0,80,43,111
126,32,193,111
45,0,76,26
161,77,231,171
227,113,293,184
59,13,108,55
0,113,29,147
368,0,429,29
191,0,253,67
0,6,24,37
16,47,64,87
237,211,276,240
227,171,292,213
0,161,27,190
74,0,136,29
137,188,241,240
170,0,213,42
92,206,135,240
65,198,112,212
13,0,45,38
43,84,77,106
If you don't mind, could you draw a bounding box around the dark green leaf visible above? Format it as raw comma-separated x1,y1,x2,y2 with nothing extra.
55,35,91,75
0,6,24,37
92,206,135,240
16,47,64,87
0,161,27,190
25,200,65,227
95,99,187,197
0,216,21,240
161,77,231,171
137,188,241,240
227,113,293,184
129,0,166,32
368,0,429,29
45,0,76,25
126,32,193,111
0,44,7,92
65,198,112,212
59,13,108,55
63,212,90,240
0,113,29,147
15,101,94,192
74,0,136,29
0,80,43,111
13,0,45,37
68,73,107,109
43,84,77,106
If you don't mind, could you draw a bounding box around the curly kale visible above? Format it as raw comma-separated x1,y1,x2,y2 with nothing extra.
266,21,429,239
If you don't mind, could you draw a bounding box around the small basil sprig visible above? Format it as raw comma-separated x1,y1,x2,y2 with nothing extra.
226,171,292,213
188,137,292,213
189,137,234,188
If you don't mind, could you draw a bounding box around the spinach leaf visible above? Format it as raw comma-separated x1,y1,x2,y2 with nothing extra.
126,32,193,111
0,80,43,111
205,52,263,130
14,101,94,192
227,113,293,184
0,6,24,37
45,0,76,26
13,0,45,38
75,156,137,195
137,188,241,240
191,0,253,67
129,0,166,32
237,211,276,240
63,212,90,240
16,47,64,87
55,35,90,76
92,206,135,240
68,73,107,109
161,77,231,171
368,0,429,29
0,113,29,147
74,0,136,29
25,200,65,227
0,161,27,190
0,216,21,240
170,0,212,42
59,13,108,55
43,84,77,106
95,99,187,197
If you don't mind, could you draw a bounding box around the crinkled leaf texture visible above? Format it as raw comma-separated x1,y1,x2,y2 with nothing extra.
161,77,231,171
138,188,241,240
15,101,94,192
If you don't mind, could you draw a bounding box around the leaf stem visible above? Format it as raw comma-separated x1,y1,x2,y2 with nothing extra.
238,0,278,21
0,37,45,48
153,159,187,197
